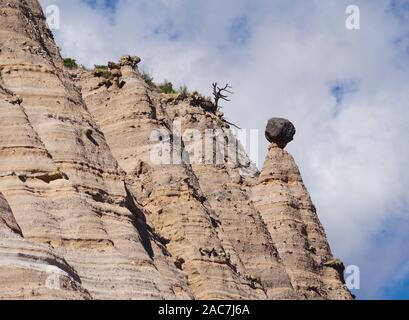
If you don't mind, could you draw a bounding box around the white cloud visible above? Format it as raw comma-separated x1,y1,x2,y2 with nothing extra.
40,0,409,298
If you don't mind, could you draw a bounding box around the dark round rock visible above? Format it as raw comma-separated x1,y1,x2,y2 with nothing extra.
265,118,296,148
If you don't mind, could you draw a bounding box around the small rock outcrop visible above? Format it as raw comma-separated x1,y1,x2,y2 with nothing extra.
119,55,141,68
265,118,296,148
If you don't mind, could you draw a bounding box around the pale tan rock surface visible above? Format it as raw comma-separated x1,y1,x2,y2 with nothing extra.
166,103,299,299
0,192,91,299
251,144,352,299
0,0,191,300
78,61,350,299
0,0,352,300
79,65,267,300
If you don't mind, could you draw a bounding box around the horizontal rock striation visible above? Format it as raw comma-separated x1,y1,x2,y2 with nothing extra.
0,192,91,299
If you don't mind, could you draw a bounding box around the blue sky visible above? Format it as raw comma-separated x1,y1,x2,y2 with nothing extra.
39,0,409,299
84,0,118,10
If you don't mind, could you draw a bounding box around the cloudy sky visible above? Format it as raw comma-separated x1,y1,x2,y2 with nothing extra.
39,0,409,299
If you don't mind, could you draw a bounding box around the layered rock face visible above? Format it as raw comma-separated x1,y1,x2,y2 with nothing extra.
0,0,191,300
251,144,351,299
0,192,91,299
78,64,299,299
0,0,352,300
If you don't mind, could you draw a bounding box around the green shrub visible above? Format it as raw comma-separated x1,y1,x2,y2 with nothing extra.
158,80,176,94
141,70,155,87
101,70,114,80
63,58,78,69
94,68,113,80
178,85,189,98
94,64,108,70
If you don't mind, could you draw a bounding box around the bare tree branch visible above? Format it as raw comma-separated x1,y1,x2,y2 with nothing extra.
223,119,241,130
212,82,233,110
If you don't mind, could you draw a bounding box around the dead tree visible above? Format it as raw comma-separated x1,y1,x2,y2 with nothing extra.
212,82,233,110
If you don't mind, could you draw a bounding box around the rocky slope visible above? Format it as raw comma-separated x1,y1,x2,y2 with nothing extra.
0,0,352,300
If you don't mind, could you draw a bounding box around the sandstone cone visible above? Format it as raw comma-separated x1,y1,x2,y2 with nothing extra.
251,144,352,299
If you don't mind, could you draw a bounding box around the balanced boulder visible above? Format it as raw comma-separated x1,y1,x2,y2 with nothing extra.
265,118,296,148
